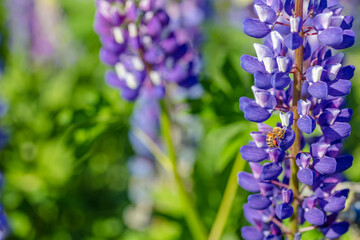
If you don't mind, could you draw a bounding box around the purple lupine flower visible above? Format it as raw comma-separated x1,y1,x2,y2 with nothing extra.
238,0,356,239
0,203,9,240
94,0,202,101
164,0,209,46
0,202,8,239
128,89,162,158
125,156,156,230
340,189,360,230
6,0,76,66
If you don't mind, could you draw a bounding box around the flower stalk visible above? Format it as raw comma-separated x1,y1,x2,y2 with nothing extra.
238,0,356,238
289,0,304,238
160,100,207,240
208,152,246,240
132,99,207,240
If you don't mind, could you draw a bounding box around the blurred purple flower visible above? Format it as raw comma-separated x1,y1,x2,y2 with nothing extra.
128,89,162,158
125,86,203,228
94,0,204,101
0,101,10,238
6,0,76,66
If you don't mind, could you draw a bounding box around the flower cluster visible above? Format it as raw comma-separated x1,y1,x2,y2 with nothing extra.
6,0,75,66
165,0,207,46
237,0,355,239
94,0,201,101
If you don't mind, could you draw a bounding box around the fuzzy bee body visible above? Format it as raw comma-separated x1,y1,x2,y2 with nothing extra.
266,127,286,148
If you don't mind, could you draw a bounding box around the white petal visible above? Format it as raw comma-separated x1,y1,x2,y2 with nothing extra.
253,43,273,62
312,66,323,82
113,27,124,44
132,57,144,71
128,23,138,38
263,57,276,74
125,73,138,89
150,71,161,85
115,63,127,79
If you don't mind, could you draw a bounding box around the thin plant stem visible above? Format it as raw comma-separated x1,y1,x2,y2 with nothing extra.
139,40,207,238
271,217,291,235
133,113,207,240
289,0,304,238
299,226,316,233
160,100,207,240
208,153,246,240
271,180,290,189
132,127,173,172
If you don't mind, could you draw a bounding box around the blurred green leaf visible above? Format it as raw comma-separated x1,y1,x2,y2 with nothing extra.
201,122,246,172
215,135,242,173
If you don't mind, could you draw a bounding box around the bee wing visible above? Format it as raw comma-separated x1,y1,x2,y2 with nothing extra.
258,123,273,134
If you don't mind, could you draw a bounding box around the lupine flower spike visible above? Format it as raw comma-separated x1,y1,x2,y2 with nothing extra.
94,0,201,101
238,0,355,239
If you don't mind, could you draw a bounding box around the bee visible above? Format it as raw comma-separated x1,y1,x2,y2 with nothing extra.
266,127,286,148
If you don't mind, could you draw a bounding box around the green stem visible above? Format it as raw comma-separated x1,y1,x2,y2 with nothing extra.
208,153,245,240
160,100,207,240
133,127,172,172
289,0,304,238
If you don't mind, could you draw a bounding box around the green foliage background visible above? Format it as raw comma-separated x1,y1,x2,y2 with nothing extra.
0,0,359,239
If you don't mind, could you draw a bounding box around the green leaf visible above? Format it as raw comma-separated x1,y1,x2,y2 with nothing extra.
215,137,243,173
201,122,248,172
